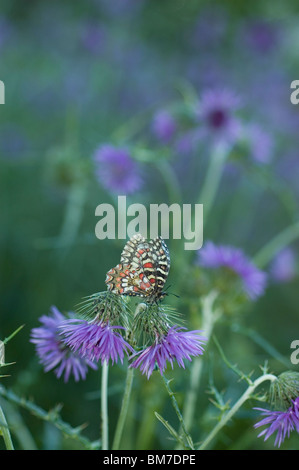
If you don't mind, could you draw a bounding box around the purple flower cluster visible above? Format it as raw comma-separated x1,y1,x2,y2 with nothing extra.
59,319,134,365
254,397,299,447
197,241,267,300
30,307,97,382
130,327,206,379
31,307,207,381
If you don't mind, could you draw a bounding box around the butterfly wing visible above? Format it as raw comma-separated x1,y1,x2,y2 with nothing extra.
120,234,146,268
106,234,170,302
147,236,170,297
105,263,154,297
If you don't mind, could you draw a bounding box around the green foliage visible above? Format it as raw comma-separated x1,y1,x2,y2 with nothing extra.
1,0,299,451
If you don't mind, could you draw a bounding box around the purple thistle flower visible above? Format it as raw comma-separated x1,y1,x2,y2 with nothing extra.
152,110,177,144
93,144,143,195
130,326,206,379
197,88,242,144
59,319,134,366
197,241,267,300
254,397,299,447
30,307,97,382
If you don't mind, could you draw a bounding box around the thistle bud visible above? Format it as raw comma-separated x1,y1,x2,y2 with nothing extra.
269,371,299,409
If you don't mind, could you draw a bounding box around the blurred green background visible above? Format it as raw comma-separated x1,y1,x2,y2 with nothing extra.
1,0,299,450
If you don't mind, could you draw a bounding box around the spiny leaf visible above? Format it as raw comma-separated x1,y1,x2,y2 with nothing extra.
213,335,253,385
154,412,185,447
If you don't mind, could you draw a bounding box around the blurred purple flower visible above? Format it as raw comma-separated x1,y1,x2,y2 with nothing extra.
270,248,297,283
81,21,105,54
174,130,199,157
60,319,134,365
130,326,206,379
197,241,267,300
254,397,299,447
95,0,144,18
0,125,29,159
30,307,97,382
243,19,281,54
0,16,12,48
152,110,177,144
275,151,299,199
197,88,242,144
188,6,228,48
93,144,143,194
245,123,274,164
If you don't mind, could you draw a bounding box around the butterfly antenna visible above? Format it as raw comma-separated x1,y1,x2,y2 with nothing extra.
164,285,180,299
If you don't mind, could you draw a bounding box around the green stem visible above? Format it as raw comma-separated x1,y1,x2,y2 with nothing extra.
198,373,277,450
34,179,88,251
0,404,14,450
3,325,25,346
182,291,221,432
0,398,37,450
199,142,230,224
112,368,134,450
176,143,230,280
101,362,109,450
0,341,4,366
58,179,88,247
154,159,182,206
253,220,299,268
161,374,194,450
111,302,146,449
0,385,97,449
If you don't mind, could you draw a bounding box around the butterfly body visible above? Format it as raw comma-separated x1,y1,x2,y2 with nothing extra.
105,234,170,303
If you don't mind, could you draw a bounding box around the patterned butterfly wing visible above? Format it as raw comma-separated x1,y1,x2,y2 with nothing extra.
106,234,170,302
147,236,170,299
105,263,154,297
120,234,146,267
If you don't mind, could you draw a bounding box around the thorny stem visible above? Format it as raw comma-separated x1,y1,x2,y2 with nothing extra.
0,404,14,450
112,302,145,450
101,362,109,450
112,368,135,450
161,374,194,450
182,291,221,433
198,373,277,450
0,385,97,449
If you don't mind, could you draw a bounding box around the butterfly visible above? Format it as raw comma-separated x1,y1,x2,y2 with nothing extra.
105,234,170,303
